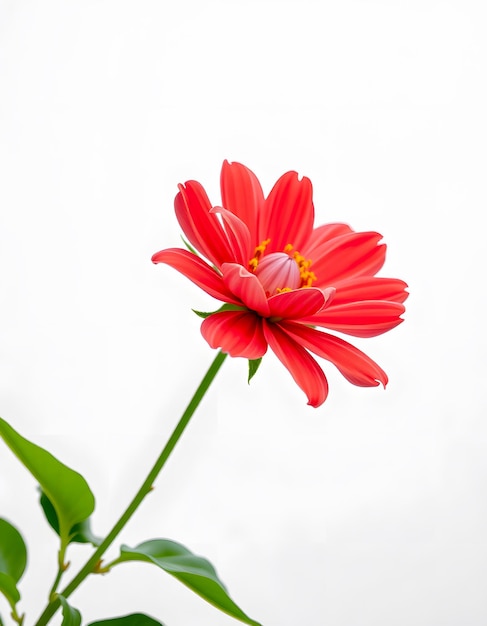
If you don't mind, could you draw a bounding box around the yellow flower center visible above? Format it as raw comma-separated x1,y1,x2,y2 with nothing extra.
249,240,317,295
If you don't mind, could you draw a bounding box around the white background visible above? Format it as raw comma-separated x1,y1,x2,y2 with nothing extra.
1,1,486,625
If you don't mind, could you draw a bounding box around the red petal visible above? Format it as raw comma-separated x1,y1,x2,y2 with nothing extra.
268,287,326,319
263,321,328,407
221,263,270,317
306,300,406,337
310,231,386,285
220,160,264,244
152,248,240,304
304,223,354,257
259,172,314,253
174,181,234,266
210,206,252,266
280,321,388,387
201,310,267,359
330,276,409,305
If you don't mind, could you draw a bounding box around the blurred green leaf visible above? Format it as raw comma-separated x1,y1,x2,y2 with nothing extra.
0,521,25,609
88,614,165,626
39,491,101,546
0,518,27,583
248,358,262,383
0,572,20,608
114,540,261,626
0,417,95,547
59,596,81,626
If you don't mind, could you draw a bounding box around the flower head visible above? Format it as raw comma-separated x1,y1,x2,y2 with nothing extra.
152,160,408,407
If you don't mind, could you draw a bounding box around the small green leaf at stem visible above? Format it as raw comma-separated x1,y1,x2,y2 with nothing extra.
0,417,95,549
58,596,81,626
112,540,261,626
248,358,262,384
0,519,27,583
39,491,101,546
87,614,165,626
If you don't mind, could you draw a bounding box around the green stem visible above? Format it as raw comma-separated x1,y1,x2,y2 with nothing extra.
47,547,68,601
47,568,63,603
34,350,227,626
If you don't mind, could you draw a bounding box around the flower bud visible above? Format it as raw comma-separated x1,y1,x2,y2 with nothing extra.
255,252,301,295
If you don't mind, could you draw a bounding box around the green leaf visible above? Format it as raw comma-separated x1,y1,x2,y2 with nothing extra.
247,358,262,383
39,491,101,546
0,518,27,582
0,572,20,608
88,614,165,626
59,596,81,626
114,540,261,626
193,303,247,319
0,417,95,547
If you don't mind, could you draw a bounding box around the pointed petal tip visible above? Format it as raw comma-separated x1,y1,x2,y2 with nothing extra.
263,321,328,408
377,371,388,388
221,158,249,172
307,396,326,408
151,249,166,264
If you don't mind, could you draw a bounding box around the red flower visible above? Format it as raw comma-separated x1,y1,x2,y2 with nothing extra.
152,161,408,407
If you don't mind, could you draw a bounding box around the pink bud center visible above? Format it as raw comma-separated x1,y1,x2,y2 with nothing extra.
254,252,301,296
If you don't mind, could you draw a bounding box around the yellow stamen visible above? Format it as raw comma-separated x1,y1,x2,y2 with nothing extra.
292,250,317,288
276,287,292,294
249,238,271,272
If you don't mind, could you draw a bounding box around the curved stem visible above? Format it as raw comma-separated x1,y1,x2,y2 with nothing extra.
34,350,227,626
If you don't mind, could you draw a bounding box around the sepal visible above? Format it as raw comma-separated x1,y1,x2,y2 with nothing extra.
248,358,262,383
193,303,247,319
